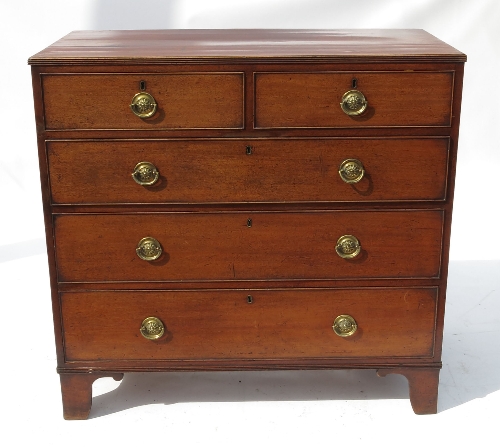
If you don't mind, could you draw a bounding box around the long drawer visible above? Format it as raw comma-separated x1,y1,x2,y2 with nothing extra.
54,210,443,282
47,138,449,204
61,288,437,361
42,73,244,130
255,72,454,128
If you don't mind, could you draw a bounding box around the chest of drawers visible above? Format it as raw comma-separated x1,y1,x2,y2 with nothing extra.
29,29,466,419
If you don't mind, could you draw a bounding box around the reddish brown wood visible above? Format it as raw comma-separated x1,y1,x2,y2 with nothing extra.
31,66,67,367
42,73,244,130
58,278,442,292
431,63,465,361
28,29,466,65
29,30,465,418
53,210,443,282
60,373,124,420
47,138,449,204
255,72,453,128
59,361,442,373
61,288,437,361
377,368,440,414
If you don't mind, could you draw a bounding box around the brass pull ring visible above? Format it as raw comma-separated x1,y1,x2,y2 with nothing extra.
132,161,159,186
140,317,165,340
130,92,157,118
136,237,162,261
339,159,365,184
333,315,358,337
340,90,368,116
335,235,361,259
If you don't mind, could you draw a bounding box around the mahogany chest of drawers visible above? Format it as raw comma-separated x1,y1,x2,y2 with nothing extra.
29,29,466,419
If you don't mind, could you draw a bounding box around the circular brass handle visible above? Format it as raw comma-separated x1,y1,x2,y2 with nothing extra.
140,317,165,340
136,237,162,261
339,159,365,184
333,315,358,337
335,235,361,259
132,161,159,186
340,90,368,116
130,92,157,118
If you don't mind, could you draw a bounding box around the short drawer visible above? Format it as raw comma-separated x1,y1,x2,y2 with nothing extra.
255,72,454,128
61,288,437,361
54,210,443,282
42,73,244,130
47,138,449,204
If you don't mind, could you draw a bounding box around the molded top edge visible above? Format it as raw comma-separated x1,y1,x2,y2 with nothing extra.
28,29,467,65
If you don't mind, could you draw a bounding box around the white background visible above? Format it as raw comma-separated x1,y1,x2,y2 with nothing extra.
0,1,498,445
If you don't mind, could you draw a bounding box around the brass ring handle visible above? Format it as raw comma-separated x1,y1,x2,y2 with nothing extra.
140,317,165,340
340,90,368,116
130,92,157,118
339,159,365,184
335,235,361,259
333,315,358,337
132,161,160,186
136,237,162,261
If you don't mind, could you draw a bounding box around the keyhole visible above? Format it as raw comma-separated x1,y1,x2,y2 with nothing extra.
247,295,253,304
246,145,253,155
352,78,358,89
247,218,252,228
140,80,146,91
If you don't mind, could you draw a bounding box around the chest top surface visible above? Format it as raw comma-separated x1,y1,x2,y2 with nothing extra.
28,29,466,65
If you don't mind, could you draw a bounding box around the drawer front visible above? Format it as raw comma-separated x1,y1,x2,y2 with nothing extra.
61,288,437,361
255,72,453,128
42,73,244,130
47,138,449,204
54,211,443,282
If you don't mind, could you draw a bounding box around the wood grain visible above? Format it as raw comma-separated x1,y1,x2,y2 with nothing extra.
28,29,466,417
377,368,440,414
53,210,444,283
42,73,244,130
60,373,123,420
255,72,454,128
28,30,466,65
61,288,437,361
47,138,449,204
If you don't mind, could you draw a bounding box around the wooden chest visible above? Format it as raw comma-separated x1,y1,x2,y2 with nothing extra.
29,29,466,419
